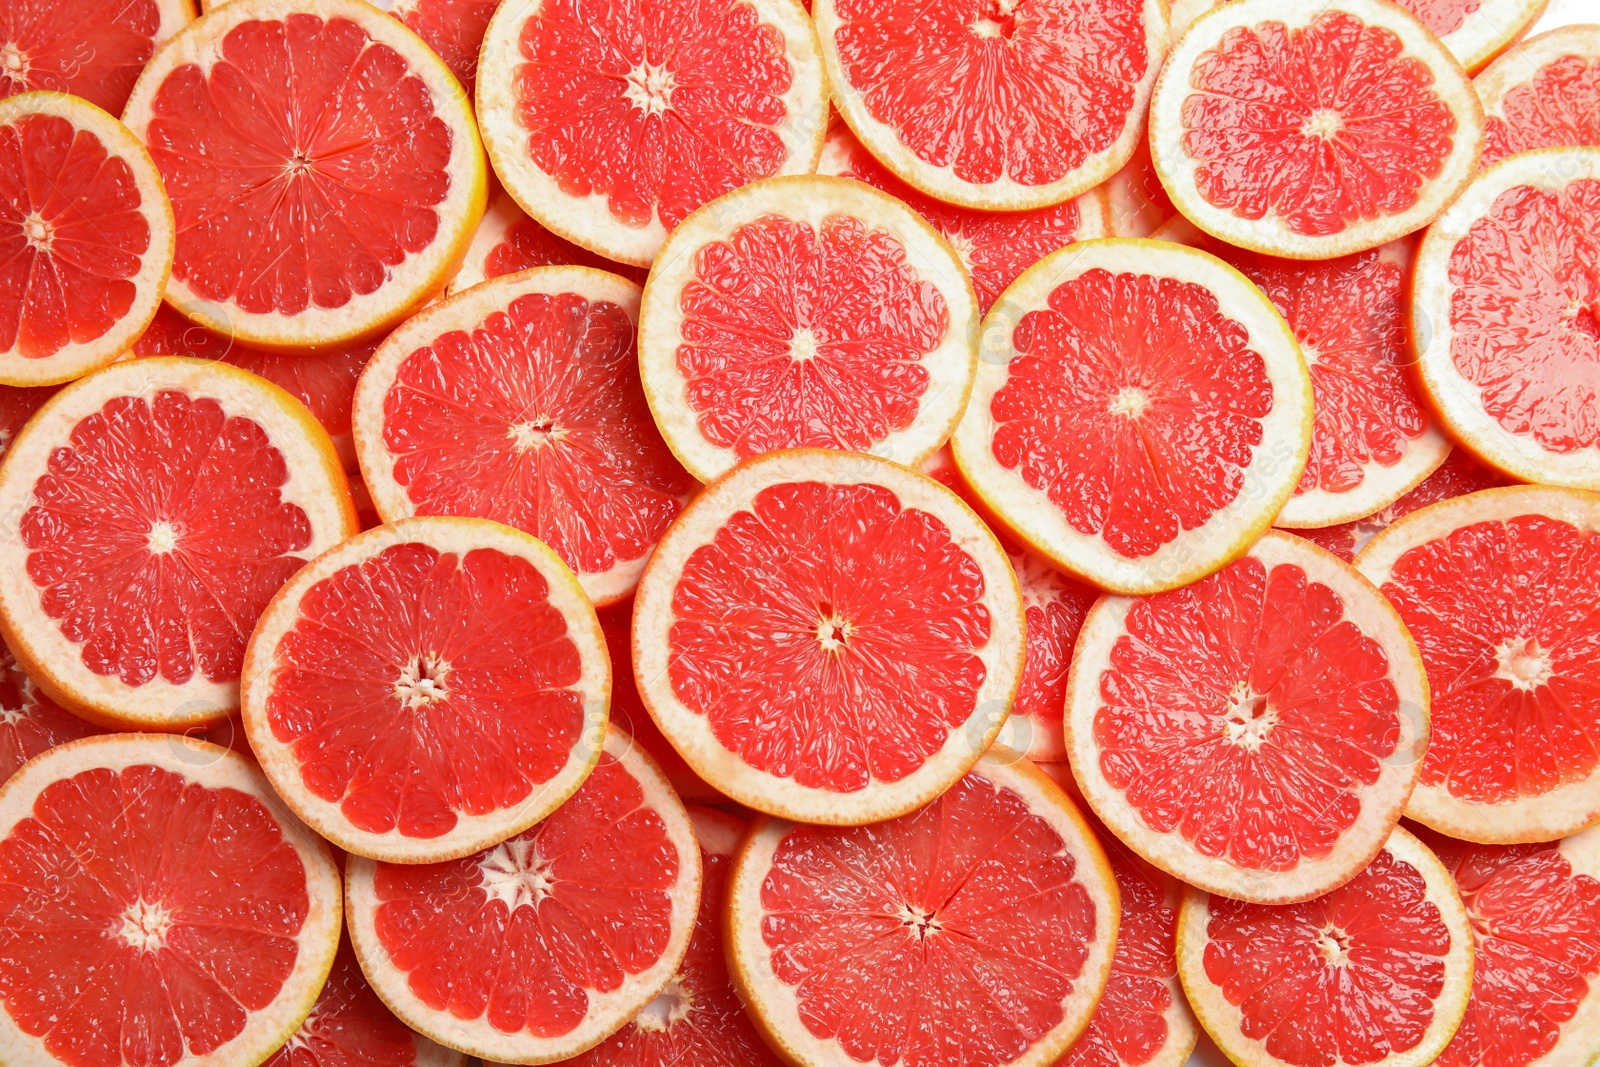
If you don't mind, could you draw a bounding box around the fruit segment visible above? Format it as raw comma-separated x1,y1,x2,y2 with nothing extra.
0,643,98,785
1396,0,1548,73
0,0,193,113
1476,25,1600,166
448,192,647,295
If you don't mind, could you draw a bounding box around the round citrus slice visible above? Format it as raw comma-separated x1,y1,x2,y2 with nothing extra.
638,175,979,483
951,238,1314,596
0,383,54,458
632,448,1025,824
1149,0,1486,260
0,642,98,785
816,116,1109,313
1411,146,1600,491
1103,139,1176,239
0,0,193,113
1065,529,1429,903
0,356,356,730
476,0,827,268
0,733,342,1067
814,0,1168,211
1398,0,1547,72
727,754,1119,1067
121,0,488,350
1177,826,1475,1067
345,725,700,1064
241,515,609,864
1412,823,1600,1067
0,91,174,386
1356,485,1600,843
447,191,646,296
354,266,697,607
1476,25,1600,166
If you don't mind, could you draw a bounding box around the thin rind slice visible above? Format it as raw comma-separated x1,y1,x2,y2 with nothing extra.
952,238,1313,595
1177,826,1475,1067
1403,0,1548,73
726,754,1120,1067
0,0,194,113
638,175,979,484
0,356,357,730
814,0,1168,211
1475,25,1600,165
446,192,646,296
0,91,174,385
1410,146,1600,491
1356,485,1600,843
1065,530,1430,904
345,726,701,1064
632,448,1025,825
1149,0,1486,260
0,733,343,1067
242,515,610,864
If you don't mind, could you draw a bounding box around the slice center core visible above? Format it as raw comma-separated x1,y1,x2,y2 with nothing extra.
815,603,855,652
1109,386,1150,420
1,44,25,75
1222,680,1276,750
1300,108,1344,141
1316,924,1353,967
509,415,563,452
21,212,51,252
479,837,555,910
789,327,821,363
897,902,943,940
1495,635,1552,690
395,652,451,708
146,521,179,554
634,975,695,1032
117,898,173,952
970,0,1018,39
624,60,676,116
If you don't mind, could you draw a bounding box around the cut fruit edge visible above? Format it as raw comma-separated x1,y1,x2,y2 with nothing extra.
1507,823,1600,1067
631,448,1025,825
951,237,1314,595
1473,23,1600,121
1435,0,1550,72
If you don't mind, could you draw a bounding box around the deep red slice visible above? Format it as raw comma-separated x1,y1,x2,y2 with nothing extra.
388,0,497,96
1476,26,1600,166
448,192,647,296
0,383,54,457
0,0,193,114
0,642,98,784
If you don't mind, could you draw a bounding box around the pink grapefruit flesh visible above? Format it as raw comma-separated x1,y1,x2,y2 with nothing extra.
1395,0,1547,72
0,0,193,114
0,642,98,784
1476,26,1600,166
448,192,647,296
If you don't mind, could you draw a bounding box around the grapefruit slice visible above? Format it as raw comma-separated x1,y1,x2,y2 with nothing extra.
632,448,1025,824
387,0,497,97
1177,826,1475,1067
241,515,610,864
353,266,697,607
1398,0,1548,72
0,0,193,113
0,91,174,386
1410,146,1600,491
0,641,98,784
726,754,1119,1067
0,383,55,458
1476,25,1600,166
121,0,488,350
1065,529,1430,904
816,116,1109,313
0,356,356,730
0,733,342,1067
475,0,827,268
1355,485,1600,843
1412,823,1600,1067
1149,0,1486,260
951,238,1314,596
1103,139,1176,239
447,192,647,296
814,0,1168,211
637,175,979,483
344,725,701,1064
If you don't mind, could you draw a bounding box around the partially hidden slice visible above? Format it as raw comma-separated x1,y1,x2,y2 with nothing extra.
638,175,978,483
0,356,356,730
727,754,1119,1067
447,191,646,295
1356,485,1600,843
0,0,193,113
122,0,487,350
0,734,342,1067
387,0,498,96
1,91,173,385
1411,146,1600,491
242,515,609,863
632,449,1025,825
1102,139,1175,239
1149,0,1485,259
0,642,98,784
1476,25,1600,165
476,0,827,267
1414,823,1600,1067
354,266,696,606
0,384,55,459
814,0,1168,211
1065,529,1429,903
1177,826,1474,1067
345,726,700,1064
1397,0,1547,73
817,116,1108,312
952,238,1313,595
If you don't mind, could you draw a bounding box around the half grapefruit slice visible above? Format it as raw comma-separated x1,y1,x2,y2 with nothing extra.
1399,0,1547,72
0,356,356,730
1411,146,1600,491
632,448,1025,824
121,0,488,350
1476,25,1600,165
0,0,193,113
345,726,700,1064
638,175,979,483
1,91,173,385
476,0,827,268
1356,485,1600,843
951,238,1313,595
1065,530,1429,904
727,754,1119,1067
241,515,610,864
1177,826,1475,1067
447,192,646,296
1149,0,1485,259
353,266,697,607
0,641,98,784
814,0,1168,211
0,733,342,1067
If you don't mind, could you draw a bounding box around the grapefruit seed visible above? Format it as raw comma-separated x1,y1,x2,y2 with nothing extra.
1475,25,1600,166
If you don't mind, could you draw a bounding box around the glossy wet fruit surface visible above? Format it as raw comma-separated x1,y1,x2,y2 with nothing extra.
1476,27,1600,166
0,644,98,784
449,192,646,295
0,0,191,113
389,0,497,96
